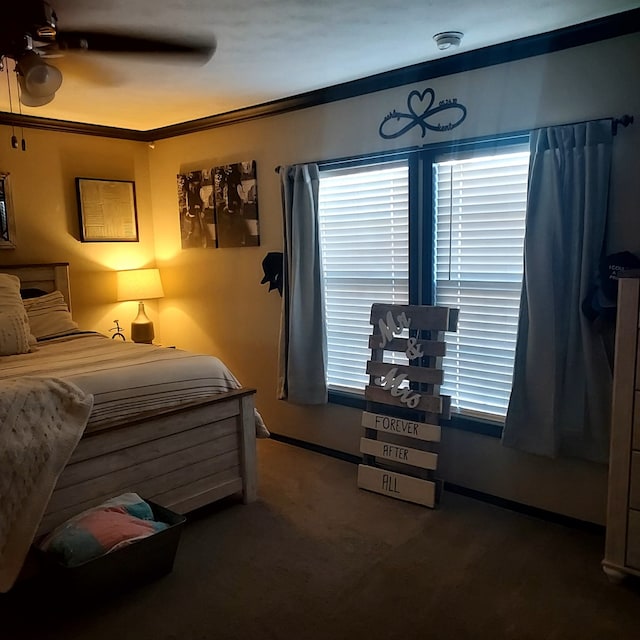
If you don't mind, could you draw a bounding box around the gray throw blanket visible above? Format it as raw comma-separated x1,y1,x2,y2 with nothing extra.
0,377,93,592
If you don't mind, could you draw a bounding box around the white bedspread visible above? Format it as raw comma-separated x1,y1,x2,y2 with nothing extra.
0,333,269,437
0,377,94,593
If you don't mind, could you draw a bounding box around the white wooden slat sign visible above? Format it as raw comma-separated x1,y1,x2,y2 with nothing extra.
357,464,436,508
364,385,443,413
366,360,444,385
370,303,456,332
361,411,441,442
358,302,458,509
360,437,438,470
367,335,446,357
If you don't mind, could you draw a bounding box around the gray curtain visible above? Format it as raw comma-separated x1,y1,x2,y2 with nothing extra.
502,120,613,463
277,164,328,404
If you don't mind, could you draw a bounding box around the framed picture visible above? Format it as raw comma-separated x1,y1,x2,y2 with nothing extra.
0,173,17,249
76,177,139,242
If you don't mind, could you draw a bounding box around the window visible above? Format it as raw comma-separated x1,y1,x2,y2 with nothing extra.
318,137,530,427
434,150,530,420
318,161,409,391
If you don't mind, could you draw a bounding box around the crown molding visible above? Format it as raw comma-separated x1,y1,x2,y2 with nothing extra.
153,8,640,140
0,8,638,142
0,112,149,140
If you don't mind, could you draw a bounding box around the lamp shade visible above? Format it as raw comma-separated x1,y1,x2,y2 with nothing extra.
117,268,164,302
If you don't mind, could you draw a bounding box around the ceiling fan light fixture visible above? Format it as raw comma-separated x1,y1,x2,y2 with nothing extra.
36,25,57,40
17,77,56,107
433,31,464,51
17,51,62,98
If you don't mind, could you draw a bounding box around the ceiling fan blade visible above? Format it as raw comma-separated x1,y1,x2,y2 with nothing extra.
53,54,123,88
55,30,216,63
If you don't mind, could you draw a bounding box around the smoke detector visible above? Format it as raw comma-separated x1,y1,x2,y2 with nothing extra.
433,31,464,50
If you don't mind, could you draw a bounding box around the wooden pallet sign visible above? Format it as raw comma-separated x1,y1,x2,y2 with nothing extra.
357,303,458,508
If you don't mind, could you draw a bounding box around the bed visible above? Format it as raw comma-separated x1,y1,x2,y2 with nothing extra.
0,262,267,591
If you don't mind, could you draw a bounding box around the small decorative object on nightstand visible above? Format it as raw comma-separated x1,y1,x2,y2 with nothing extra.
116,268,164,344
110,319,126,341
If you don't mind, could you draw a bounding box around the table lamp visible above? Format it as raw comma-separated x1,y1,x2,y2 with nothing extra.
116,268,164,343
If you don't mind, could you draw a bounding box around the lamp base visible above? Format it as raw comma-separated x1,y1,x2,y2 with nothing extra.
131,301,155,344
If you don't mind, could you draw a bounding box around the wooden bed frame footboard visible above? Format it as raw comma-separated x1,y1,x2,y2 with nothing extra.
38,388,258,535
2,262,259,535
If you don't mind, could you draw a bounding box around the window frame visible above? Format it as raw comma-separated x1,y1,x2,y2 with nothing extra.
319,132,530,438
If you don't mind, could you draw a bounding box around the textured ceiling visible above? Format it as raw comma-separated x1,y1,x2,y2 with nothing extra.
0,0,638,131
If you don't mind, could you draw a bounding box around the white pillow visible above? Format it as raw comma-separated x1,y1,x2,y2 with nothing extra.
0,309,32,355
0,273,36,345
23,290,78,340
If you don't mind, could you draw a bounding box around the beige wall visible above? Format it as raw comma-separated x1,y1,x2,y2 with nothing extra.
1,33,638,524
0,129,158,335
147,34,639,524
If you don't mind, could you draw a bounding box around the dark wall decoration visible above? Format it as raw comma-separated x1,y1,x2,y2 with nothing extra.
379,87,467,140
260,251,283,296
177,160,260,249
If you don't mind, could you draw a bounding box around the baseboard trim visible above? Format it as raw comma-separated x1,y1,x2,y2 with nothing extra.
267,432,605,535
442,483,605,535
269,433,361,465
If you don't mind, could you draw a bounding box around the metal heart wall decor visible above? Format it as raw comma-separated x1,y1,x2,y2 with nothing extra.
379,87,467,140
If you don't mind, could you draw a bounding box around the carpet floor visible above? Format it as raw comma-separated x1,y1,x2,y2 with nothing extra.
1,438,639,640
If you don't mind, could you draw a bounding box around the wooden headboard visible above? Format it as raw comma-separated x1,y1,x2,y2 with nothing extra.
0,263,72,310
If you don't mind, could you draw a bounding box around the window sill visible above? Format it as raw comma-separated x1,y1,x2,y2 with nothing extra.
447,413,504,439
328,389,504,439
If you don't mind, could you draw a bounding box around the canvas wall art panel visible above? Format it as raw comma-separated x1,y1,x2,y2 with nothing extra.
213,161,260,248
177,169,216,249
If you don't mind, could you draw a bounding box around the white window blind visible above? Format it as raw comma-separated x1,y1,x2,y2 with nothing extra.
318,161,409,392
434,148,530,421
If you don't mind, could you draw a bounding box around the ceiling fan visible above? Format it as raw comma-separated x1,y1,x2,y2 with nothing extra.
1,1,216,106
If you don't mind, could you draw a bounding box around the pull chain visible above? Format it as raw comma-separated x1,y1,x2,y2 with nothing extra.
3,58,19,149
14,65,26,151
4,58,26,151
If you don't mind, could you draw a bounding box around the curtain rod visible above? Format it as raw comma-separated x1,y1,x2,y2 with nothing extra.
564,113,635,135
612,114,634,135
548,114,634,135
274,114,634,173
